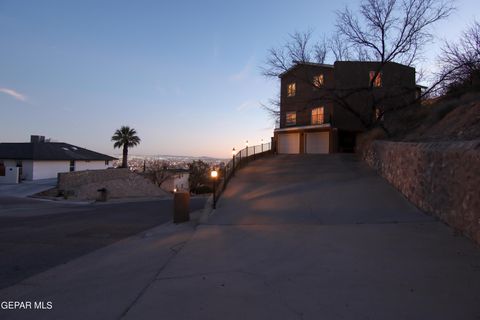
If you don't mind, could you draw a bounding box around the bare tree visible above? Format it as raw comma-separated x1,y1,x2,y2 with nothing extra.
336,0,454,66
437,20,480,93
261,0,454,133
261,30,330,78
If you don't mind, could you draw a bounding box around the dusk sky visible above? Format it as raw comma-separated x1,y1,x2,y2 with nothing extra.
1,0,478,158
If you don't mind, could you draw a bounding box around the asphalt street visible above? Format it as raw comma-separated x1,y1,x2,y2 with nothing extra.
0,196,207,289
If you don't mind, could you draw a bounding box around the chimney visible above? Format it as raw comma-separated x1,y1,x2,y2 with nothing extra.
30,135,45,143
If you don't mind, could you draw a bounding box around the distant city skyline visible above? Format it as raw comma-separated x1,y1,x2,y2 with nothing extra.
1,0,478,158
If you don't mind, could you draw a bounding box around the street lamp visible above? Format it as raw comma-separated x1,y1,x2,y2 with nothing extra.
246,140,249,158
232,148,236,176
211,169,218,209
261,139,264,153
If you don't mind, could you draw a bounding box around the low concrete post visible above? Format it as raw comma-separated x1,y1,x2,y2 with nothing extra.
173,192,190,223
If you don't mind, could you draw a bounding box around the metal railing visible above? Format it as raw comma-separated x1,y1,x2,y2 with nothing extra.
212,142,272,206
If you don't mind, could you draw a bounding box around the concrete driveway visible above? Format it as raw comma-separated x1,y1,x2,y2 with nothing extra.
0,179,57,197
123,155,480,320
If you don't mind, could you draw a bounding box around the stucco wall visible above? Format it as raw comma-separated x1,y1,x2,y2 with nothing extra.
75,160,111,171
160,173,189,192
33,161,70,180
0,167,19,184
21,160,34,180
363,140,480,244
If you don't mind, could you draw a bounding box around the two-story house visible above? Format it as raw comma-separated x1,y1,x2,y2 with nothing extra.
274,61,420,154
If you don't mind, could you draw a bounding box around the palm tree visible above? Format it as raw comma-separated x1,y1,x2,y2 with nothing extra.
111,126,141,168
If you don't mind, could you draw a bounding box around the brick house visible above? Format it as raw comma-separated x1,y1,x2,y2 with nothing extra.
274,61,421,154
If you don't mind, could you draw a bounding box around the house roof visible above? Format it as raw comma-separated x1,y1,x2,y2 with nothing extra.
278,61,334,78
0,142,117,161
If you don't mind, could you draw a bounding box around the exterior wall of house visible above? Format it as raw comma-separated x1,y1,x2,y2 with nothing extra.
280,65,335,128
332,61,417,131
0,159,114,181
279,62,417,132
0,166,19,184
22,160,34,180
75,160,112,171
32,161,70,180
160,172,189,193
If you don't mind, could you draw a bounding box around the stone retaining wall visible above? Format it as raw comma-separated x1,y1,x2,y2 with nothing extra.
362,140,480,245
58,168,168,200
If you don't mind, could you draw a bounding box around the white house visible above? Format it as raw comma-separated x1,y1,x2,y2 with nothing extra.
160,169,190,193
0,135,117,182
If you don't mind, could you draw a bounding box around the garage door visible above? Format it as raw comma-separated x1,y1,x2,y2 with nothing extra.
278,133,300,154
305,132,329,154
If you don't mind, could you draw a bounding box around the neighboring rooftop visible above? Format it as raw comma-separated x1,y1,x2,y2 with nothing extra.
0,136,117,161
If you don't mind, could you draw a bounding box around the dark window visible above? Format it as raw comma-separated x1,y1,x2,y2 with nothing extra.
105,160,109,166
69,160,75,172
0,161,5,176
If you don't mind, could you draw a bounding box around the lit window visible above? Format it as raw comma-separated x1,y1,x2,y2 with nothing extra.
286,111,296,125
313,74,324,88
311,107,325,125
287,83,296,97
369,71,382,87
375,107,384,122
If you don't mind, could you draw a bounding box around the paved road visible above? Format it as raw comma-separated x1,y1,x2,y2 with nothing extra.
0,196,207,289
123,155,480,320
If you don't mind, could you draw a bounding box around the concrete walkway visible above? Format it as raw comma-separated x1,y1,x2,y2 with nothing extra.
1,155,479,319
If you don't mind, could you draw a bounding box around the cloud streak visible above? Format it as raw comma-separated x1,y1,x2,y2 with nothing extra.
0,87,27,102
236,100,259,111
229,56,255,82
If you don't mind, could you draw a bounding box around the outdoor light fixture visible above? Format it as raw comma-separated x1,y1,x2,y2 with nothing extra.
246,140,249,147
211,169,218,209
211,170,218,178
173,188,177,193
232,147,236,156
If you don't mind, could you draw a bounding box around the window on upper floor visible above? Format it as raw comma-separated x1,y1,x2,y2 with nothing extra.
287,83,296,97
286,111,296,126
374,107,384,122
369,71,382,87
311,107,325,125
313,74,324,88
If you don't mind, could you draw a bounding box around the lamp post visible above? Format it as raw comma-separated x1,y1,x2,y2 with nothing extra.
246,140,249,158
232,148,236,176
211,169,218,209
261,139,264,153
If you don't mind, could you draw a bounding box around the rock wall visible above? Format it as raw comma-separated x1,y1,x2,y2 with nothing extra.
58,168,169,200
363,140,480,244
